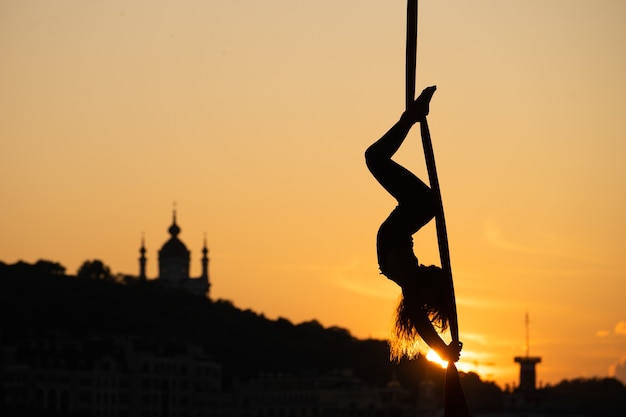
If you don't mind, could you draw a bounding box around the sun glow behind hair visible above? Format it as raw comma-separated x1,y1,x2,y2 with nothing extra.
426,349,448,369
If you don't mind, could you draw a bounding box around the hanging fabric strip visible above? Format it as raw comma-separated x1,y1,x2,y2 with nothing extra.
406,0,418,109
405,0,459,344
404,2,469,414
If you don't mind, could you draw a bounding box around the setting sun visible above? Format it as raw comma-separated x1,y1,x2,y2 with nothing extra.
426,349,448,369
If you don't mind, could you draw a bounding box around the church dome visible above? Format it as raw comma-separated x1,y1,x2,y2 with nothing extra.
158,210,190,259
159,237,189,258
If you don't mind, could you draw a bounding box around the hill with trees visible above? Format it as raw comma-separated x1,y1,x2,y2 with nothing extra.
2,259,625,416
0,260,444,386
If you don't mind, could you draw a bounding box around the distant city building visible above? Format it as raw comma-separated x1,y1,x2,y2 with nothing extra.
2,336,222,417
514,355,542,392
139,209,210,298
506,313,543,412
231,370,419,417
513,313,542,393
2,336,421,417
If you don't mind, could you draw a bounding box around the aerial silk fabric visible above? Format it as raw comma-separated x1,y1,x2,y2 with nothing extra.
445,363,470,417
405,2,469,416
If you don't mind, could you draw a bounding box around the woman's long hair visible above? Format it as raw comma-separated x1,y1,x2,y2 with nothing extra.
390,264,452,360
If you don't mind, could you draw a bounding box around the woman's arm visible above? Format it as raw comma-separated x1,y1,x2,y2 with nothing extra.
412,310,462,362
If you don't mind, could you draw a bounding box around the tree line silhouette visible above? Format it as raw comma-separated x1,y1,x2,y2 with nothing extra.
1,259,625,415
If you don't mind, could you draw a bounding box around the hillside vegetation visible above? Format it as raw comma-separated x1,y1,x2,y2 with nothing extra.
3,260,625,415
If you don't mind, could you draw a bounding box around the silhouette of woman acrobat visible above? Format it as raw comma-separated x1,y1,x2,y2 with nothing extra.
365,86,461,362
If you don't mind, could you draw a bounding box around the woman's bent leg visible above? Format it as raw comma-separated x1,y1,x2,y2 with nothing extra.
365,120,433,208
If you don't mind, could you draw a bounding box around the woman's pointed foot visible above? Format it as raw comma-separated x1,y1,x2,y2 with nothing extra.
402,86,436,124
414,85,436,119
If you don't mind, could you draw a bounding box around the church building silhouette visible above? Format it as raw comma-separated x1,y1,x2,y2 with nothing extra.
138,210,210,298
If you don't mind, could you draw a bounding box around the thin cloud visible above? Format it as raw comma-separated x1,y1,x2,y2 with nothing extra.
483,219,541,254
333,275,397,300
456,294,527,312
482,218,592,264
460,332,489,346
614,321,626,335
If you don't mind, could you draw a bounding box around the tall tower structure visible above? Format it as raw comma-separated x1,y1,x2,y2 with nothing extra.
514,313,542,392
201,235,210,279
139,235,147,282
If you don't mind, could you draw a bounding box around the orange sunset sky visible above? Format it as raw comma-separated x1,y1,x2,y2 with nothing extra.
1,0,625,388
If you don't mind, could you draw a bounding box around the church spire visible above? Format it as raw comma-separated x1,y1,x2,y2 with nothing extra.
201,233,211,298
139,233,147,282
168,206,181,238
